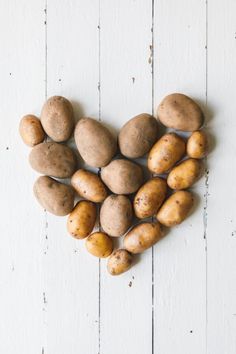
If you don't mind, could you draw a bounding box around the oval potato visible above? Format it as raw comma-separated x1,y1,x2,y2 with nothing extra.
134,177,167,219
157,191,194,227
167,158,203,190
19,115,45,147
107,249,132,276
187,130,208,159
124,222,162,254
86,232,113,258
148,133,185,174
67,201,97,239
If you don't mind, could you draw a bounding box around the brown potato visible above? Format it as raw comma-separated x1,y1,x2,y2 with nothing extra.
100,195,133,237
148,133,185,174
86,232,113,258
107,249,132,276
118,113,159,158
167,158,203,190
33,176,74,216
157,191,194,227
134,177,167,219
74,117,117,167
19,115,45,147
187,130,208,159
124,222,162,254
41,96,74,142
71,169,107,203
157,93,204,131
29,142,77,178
101,159,143,195
67,201,96,239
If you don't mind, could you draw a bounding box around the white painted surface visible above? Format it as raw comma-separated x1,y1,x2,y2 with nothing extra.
0,1,235,354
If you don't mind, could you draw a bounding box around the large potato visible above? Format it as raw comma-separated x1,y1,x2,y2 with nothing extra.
107,249,132,276
118,113,159,158
157,93,204,131
100,195,133,237
71,169,107,203
134,177,167,219
41,96,74,142
86,232,113,258
101,159,143,195
19,114,45,146
29,142,77,178
187,130,208,159
33,176,74,216
167,158,203,190
148,133,185,174
67,201,96,239
74,117,117,167
124,222,162,254
157,191,194,227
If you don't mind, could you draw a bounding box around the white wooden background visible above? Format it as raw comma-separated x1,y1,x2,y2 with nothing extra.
0,1,236,353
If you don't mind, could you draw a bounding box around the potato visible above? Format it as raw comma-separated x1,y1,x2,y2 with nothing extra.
101,159,143,195
41,96,74,142
148,133,185,174
29,142,77,178
134,177,167,219
118,113,159,158
157,93,204,131
33,176,74,216
74,117,117,167
167,158,203,190
67,201,96,239
100,195,133,237
157,191,194,227
71,169,107,203
187,130,208,159
86,232,113,258
107,249,132,276
19,115,45,147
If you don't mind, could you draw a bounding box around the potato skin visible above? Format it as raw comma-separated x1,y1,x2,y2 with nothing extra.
148,133,185,174
71,169,107,203
107,249,132,276
67,201,96,239
187,130,208,159
29,142,77,178
124,222,162,254
86,232,113,258
19,115,45,147
74,117,117,167
41,96,74,142
157,93,204,131
33,176,74,216
167,158,203,190
118,113,159,158
101,159,143,195
157,191,194,227
134,177,167,219
100,195,133,237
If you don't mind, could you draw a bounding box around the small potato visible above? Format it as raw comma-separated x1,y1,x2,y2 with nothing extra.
118,113,159,158
124,222,162,254
157,93,204,131
134,177,167,219
101,159,143,195
33,176,74,216
187,130,208,159
157,191,194,227
19,115,45,146
86,232,113,258
100,195,133,237
167,158,203,190
148,133,185,174
71,169,107,203
67,201,96,239
107,249,132,276
41,96,74,142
